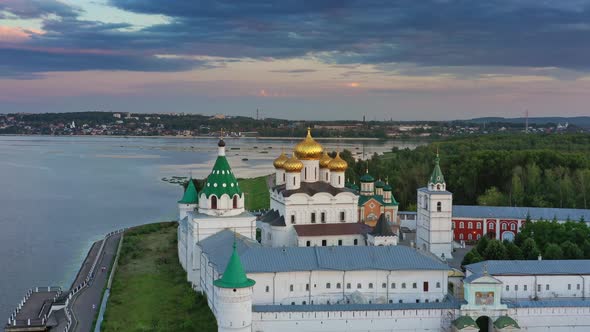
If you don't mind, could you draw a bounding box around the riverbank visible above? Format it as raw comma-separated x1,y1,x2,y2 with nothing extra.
101,222,216,332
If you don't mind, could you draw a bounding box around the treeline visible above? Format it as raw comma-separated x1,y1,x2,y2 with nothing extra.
338,133,590,210
462,219,590,266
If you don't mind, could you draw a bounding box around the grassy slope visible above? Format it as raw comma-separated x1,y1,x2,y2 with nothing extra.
101,222,216,332
238,175,270,211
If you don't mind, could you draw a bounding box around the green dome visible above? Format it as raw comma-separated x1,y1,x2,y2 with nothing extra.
452,316,477,330
203,155,242,198
375,180,385,188
494,316,520,329
383,183,393,191
178,179,199,204
360,173,375,183
351,183,360,191
213,240,256,289
429,154,445,185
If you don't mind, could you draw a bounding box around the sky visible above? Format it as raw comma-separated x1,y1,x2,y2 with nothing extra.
1,1,590,120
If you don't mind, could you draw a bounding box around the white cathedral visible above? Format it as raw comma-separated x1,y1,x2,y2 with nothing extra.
177,130,590,332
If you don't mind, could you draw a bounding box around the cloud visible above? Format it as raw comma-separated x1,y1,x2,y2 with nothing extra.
269,69,317,73
5,0,590,77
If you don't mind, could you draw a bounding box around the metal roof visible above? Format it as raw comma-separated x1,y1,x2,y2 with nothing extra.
503,299,590,308
252,296,462,312
466,260,590,276
418,187,452,195
453,205,590,221
200,230,449,274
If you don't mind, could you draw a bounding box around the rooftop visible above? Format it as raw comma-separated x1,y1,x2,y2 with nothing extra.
200,230,450,274
273,181,355,197
467,260,590,276
453,205,590,221
293,223,371,237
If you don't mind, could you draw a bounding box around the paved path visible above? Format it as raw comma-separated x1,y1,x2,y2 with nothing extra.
70,233,122,332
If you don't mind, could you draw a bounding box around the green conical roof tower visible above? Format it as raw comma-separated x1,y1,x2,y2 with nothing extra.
202,139,243,198
213,239,256,289
429,151,445,186
178,178,199,204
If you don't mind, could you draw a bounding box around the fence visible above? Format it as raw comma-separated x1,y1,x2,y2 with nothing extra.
6,286,62,328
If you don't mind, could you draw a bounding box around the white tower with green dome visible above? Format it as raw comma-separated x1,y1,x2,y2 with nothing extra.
213,240,255,332
178,178,199,220
416,152,453,260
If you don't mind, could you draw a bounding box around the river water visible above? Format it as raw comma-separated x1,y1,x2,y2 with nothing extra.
0,136,425,318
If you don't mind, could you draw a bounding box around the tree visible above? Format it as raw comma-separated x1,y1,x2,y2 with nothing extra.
561,241,584,259
476,235,490,255
483,240,508,260
521,238,540,260
462,249,483,266
511,171,525,206
477,187,506,206
505,242,524,260
543,243,563,260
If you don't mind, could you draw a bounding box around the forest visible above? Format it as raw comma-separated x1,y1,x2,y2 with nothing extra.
461,218,590,266
339,133,590,210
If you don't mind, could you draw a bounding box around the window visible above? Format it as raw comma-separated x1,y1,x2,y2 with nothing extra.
369,283,373,289
468,233,472,240
306,284,309,291
437,201,442,212
302,301,306,305
502,223,507,230
436,282,441,288
340,211,345,222
290,285,294,292
293,177,296,186
311,213,316,223
306,241,311,247
423,282,429,292
305,168,307,179
338,239,343,246
283,173,286,182
568,284,572,290
338,176,341,185
506,285,509,291
232,195,238,209
321,212,326,223
399,300,403,303
477,234,481,240
489,223,494,230
382,283,387,289
265,286,270,292
391,283,396,289
416,299,420,303
336,283,341,289
291,215,296,224
322,240,327,246
357,283,362,289
546,284,550,291
511,224,516,230
459,222,464,229
524,285,527,291
326,283,331,289
412,283,417,289
346,283,351,289
515,285,518,291
211,196,218,209
468,222,473,229
476,222,481,229
538,284,542,292
452,221,456,229
577,284,581,290
326,173,329,181
354,239,358,245
402,283,406,289
291,302,295,305
459,234,464,240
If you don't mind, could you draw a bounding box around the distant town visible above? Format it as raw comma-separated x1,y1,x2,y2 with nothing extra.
0,112,588,139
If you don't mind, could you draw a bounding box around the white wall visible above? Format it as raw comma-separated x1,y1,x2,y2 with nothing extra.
297,234,366,247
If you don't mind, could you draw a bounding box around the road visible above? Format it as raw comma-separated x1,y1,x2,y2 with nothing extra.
69,233,122,332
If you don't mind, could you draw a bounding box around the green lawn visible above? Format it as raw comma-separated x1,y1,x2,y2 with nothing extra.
101,222,216,332
238,175,270,211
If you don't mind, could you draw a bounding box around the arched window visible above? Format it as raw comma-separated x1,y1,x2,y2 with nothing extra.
459,222,464,229
437,202,442,212
369,283,373,289
476,223,481,229
468,233,472,240
305,168,307,179
437,184,441,190
489,223,494,230
233,195,238,209
511,224,516,230
283,173,286,182
338,176,341,185
293,177,296,186
468,222,473,229
211,196,218,209
477,234,481,240
459,233,464,240
326,173,329,181
502,223,507,230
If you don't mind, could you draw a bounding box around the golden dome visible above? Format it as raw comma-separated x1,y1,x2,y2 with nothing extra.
328,152,348,172
319,152,332,168
283,153,304,173
294,127,323,160
273,152,288,169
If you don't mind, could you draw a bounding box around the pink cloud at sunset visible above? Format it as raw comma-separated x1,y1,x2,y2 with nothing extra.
0,26,43,42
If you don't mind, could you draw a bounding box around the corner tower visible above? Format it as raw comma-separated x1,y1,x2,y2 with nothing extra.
213,240,256,332
178,178,198,220
416,152,453,260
